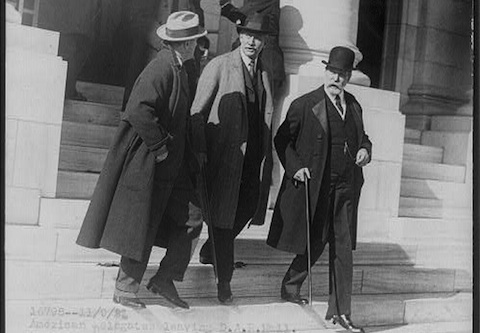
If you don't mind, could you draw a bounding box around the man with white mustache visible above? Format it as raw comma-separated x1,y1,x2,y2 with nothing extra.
268,46,372,333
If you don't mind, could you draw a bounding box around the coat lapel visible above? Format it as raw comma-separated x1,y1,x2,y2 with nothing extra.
311,87,329,138
231,49,247,109
345,92,364,142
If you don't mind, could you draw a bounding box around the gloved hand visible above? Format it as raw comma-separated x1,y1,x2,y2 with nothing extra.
155,145,168,163
293,167,310,182
186,202,203,235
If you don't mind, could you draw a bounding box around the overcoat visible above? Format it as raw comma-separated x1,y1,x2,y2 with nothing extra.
267,86,372,254
76,48,192,262
190,48,274,229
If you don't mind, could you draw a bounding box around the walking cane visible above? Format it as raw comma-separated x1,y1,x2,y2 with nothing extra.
198,163,219,283
304,171,313,306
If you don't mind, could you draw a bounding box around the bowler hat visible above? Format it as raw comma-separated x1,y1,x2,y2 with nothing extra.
157,11,207,42
236,12,275,35
322,46,355,73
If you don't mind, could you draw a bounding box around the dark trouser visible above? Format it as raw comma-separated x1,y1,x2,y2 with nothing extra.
284,171,354,318
201,178,259,283
115,165,198,297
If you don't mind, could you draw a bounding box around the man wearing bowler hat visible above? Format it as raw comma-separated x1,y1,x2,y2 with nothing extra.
190,12,275,304
267,46,372,333
76,11,206,310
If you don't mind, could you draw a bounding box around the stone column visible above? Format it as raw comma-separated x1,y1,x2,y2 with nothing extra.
279,0,370,85
270,1,405,242
399,0,472,129
6,23,67,225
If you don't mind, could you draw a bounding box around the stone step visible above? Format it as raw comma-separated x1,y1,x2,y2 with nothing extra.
399,196,442,208
430,115,473,132
398,197,471,219
5,260,471,302
398,205,443,219
389,217,472,240
56,170,98,199
58,144,108,173
5,224,418,267
398,196,444,218
5,295,473,332
63,99,121,127
404,128,421,144
60,121,116,150
364,322,472,333
400,178,471,207
76,81,124,106
38,198,274,237
401,160,465,183
402,143,443,163
421,131,471,166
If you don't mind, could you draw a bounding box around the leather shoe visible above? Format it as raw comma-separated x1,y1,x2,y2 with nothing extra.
280,285,308,305
147,280,189,309
199,241,214,265
113,295,146,309
217,281,233,304
330,314,364,333
199,254,214,265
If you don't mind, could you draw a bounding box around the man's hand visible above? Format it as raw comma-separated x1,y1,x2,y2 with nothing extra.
356,148,370,167
293,167,310,182
186,202,203,234
155,151,168,163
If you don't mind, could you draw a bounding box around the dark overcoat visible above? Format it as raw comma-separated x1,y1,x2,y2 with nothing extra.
76,48,191,262
190,48,275,229
267,86,372,254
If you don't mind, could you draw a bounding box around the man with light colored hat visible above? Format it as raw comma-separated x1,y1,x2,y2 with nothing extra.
76,11,207,310
190,11,276,304
267,46,371,333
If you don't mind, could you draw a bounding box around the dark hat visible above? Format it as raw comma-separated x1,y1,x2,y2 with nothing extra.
236,12,275,35
322,46,355,73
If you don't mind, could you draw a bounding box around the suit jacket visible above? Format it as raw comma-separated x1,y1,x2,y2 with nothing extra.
190,48,275,229
267,85,372,254
77,48,192,262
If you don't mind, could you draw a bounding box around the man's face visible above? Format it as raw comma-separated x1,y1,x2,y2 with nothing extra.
324,68,351,96
239,30,265,59
183,39,198,60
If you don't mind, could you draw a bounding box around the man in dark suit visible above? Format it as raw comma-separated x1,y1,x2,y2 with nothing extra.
267,46,372,333
190,12,275,304
219,0,285,98
76,11,207,310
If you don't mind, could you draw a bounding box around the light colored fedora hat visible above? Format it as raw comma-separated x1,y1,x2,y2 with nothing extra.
157,11,207,42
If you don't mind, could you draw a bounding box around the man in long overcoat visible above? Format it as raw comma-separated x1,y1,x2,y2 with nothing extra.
120,0,205,109
219,0,285,97
190,12,275,303
267,47,372,333
76,12,207,310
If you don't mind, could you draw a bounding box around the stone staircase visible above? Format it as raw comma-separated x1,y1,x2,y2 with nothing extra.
5,82,473,332
399,120,472,220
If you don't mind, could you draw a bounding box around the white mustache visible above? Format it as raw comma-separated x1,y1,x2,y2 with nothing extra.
328,84,341,89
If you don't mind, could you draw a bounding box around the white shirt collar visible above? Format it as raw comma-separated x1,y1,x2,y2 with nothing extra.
324,86,347,120
240,49,257,73
174,50,183,66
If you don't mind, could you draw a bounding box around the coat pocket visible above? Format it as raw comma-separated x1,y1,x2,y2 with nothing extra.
119,140,155,191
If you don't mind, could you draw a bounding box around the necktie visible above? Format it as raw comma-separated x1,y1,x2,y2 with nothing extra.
335,95,345,119
248,59,255,78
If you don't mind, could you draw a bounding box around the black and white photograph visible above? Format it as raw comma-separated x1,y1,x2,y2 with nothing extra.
4,0,476,332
